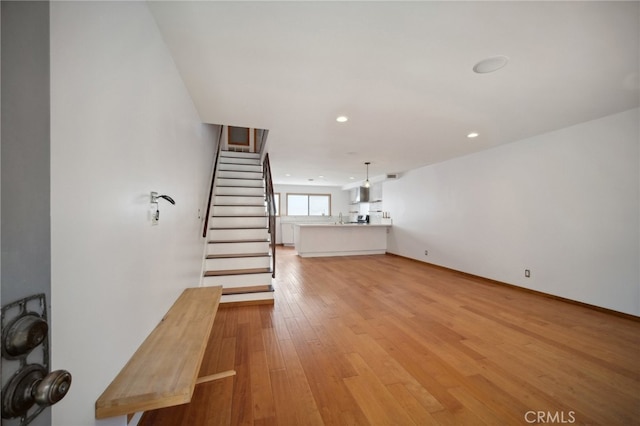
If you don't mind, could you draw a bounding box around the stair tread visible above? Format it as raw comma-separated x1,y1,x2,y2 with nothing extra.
216,177,263,181
212,204,265,207
212,200,265,203
211,215,266,217
212,204,266,207
209,226,269,231
204,268,271,277
210,223,266,225
221,285,274,295
216,189,264,192
215,193,264,196
214,195,264,198
207,252,270,259
216,185,264,188
219,157,259,160
211,207,266,210
211,216,267,219
209,239,270,244
220,149,260,158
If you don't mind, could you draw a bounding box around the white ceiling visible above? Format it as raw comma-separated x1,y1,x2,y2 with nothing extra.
149,1,640,187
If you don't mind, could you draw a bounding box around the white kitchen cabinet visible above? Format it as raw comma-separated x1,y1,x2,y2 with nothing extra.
281,222,295,245
293,223,390,257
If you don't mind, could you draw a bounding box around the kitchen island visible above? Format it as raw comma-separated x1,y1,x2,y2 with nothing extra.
293,223,390,257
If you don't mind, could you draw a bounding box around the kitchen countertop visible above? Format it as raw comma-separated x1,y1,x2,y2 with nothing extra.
294,223,391,227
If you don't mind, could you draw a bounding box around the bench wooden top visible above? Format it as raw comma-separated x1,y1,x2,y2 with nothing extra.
95,286,222,419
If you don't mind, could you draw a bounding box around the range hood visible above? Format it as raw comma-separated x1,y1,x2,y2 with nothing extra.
357,186,370,202
358,162,371,202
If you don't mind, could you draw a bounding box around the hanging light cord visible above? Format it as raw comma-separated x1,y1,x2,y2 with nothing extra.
364,162,371,188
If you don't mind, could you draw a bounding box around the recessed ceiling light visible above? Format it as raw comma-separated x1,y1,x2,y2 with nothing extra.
349,177,355,180
473,55,509,74
318,175,324,178
336,116,348,123
467,132,479,138
285,173,291,177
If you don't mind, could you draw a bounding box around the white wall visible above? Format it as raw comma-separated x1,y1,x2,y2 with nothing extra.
385,108,639,316
50,3,217,425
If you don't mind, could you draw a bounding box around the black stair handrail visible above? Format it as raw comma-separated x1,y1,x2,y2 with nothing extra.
202,125,224,238
263,153,276,278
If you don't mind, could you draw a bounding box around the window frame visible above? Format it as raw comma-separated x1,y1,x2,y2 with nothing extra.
285,193,332,217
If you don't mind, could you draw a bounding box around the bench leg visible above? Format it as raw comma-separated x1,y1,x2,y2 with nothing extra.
195,370,236,385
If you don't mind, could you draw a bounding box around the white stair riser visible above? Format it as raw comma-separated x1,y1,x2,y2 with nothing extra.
210,216,267,229
215,186,264,197
220,292,275,304
219,164,262,173
218,170,263,180
216,178,263,188
214,195,265,206
220,151,260,160
209,228,269,241
205,256,271,271
213,205,266,216
202,273,272,287
219,157,261,166
207,241,270,255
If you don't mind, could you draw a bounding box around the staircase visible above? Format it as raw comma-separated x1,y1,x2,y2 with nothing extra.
203,150,275,306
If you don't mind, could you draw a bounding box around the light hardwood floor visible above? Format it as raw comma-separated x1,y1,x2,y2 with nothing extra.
141,246,640,425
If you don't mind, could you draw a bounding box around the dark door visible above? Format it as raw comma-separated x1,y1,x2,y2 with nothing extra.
1,2,52,425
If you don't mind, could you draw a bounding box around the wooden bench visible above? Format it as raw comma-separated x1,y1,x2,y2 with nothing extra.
95,286,234,419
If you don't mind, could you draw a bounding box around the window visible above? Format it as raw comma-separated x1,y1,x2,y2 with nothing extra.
228,126,250,146
286,193,331,216
273,193,280,216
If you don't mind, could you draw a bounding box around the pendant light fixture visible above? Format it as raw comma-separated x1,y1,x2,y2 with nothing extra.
363,162,371,188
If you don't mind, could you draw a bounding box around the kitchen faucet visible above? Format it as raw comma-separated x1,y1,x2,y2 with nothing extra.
338,212,344,224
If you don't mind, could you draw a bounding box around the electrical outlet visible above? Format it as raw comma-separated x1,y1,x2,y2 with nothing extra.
151,206,159,226
424,250,428,256
525,269,530,278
